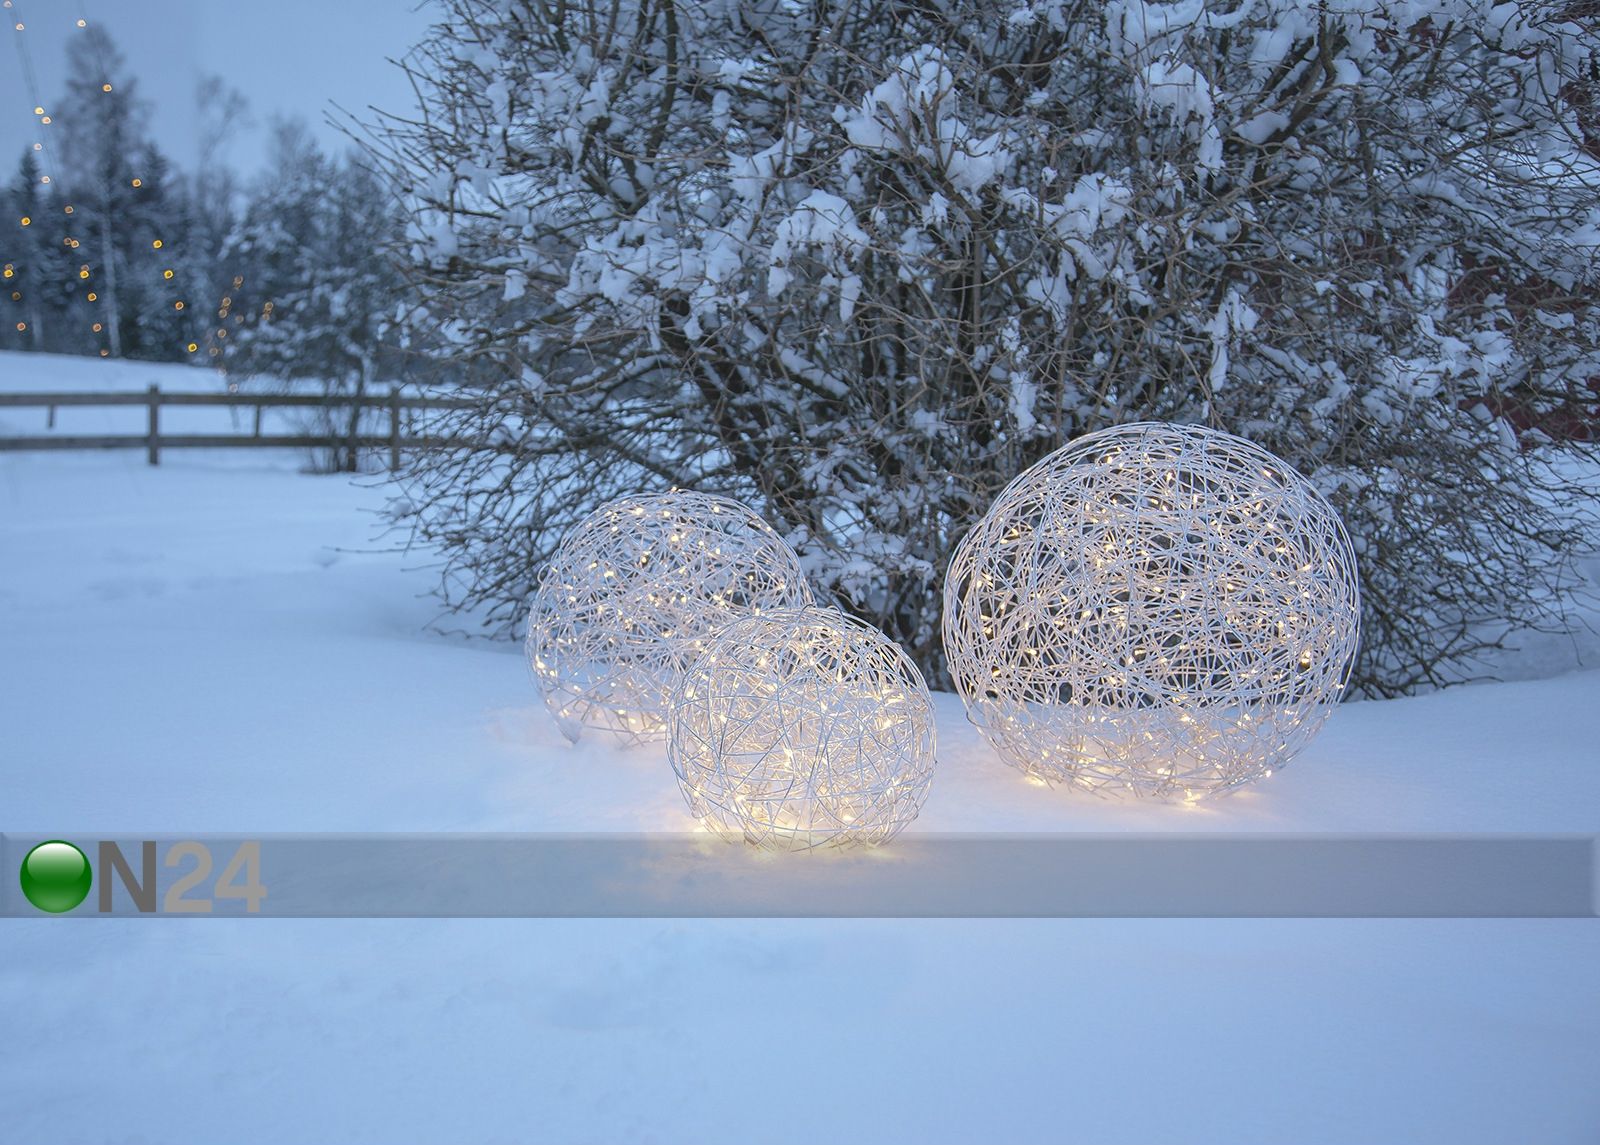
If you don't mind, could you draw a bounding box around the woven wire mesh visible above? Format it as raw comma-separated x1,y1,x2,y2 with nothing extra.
669,607,937,850
526,491,813,744
943,422,1361,800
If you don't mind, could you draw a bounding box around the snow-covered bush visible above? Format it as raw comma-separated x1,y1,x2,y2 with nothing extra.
368,0,1600,694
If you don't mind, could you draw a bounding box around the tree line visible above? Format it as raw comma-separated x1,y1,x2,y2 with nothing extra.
0,25,408,414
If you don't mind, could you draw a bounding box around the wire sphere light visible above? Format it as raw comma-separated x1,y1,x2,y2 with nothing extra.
943,422,1360,800
527,490,812,743
669,607,937,850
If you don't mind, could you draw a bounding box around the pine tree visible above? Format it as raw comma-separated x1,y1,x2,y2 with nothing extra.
54,26,157,359
221,123,408,469
0,151,53,352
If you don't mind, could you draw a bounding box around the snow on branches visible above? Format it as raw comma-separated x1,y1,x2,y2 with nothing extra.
368,0,1600,694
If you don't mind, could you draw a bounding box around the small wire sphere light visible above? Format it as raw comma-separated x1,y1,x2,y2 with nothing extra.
526,491,812,743
669,607,937,850
943,422,1360,800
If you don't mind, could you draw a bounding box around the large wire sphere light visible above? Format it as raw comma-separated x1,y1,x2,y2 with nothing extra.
942,422,1361,800
669,607,937,850
527,491,812,743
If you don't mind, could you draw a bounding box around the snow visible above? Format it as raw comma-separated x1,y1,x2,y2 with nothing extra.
2,358,1599,1141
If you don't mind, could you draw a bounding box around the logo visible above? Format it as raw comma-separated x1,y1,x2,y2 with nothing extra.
17,840,265,914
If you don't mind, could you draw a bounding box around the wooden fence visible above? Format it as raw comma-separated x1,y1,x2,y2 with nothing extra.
0,385,474,470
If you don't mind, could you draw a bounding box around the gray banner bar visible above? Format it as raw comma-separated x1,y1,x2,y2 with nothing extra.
3,833,1595,918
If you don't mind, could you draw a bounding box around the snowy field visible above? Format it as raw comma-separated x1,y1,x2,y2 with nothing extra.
3,357,1599,1142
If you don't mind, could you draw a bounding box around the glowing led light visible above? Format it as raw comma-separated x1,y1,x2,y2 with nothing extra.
151,239,162,249
101,83,112,92
527,490,812,744
162,269,173,279
18,216,29,226
670,607,936,850
186,342,197,352
130,178,142,188
86,292,96,301
943,422,1361,801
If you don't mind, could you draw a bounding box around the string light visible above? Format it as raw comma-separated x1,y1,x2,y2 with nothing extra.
85,291,95,301
162,269,172,279
943,422,1362,801
173,301,184,310
186,342,196,353
130,178,141,188
670,607,937,850
151,239,162,249
93,323,102,332
527,491,814,744
100,83,111,92
18,216,29,226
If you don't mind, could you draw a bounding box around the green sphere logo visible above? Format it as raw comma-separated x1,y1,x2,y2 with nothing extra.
19,840,92,913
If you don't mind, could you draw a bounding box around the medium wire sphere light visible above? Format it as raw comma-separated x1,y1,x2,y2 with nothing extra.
527,491,813,743
669,607,937,850
943,422,1360,800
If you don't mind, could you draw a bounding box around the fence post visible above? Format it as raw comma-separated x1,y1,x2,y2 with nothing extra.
147,384,159,466
389,386,402,472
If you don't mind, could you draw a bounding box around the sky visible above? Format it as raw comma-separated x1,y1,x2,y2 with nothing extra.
0,0,436,180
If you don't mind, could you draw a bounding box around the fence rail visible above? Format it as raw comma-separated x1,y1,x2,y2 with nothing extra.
0,385,474,470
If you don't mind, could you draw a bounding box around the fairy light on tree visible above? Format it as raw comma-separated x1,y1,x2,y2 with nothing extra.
0,11,216,358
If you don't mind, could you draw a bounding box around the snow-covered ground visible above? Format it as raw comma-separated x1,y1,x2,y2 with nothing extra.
2,356,1599,1142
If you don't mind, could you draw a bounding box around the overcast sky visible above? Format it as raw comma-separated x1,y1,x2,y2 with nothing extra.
1,0,436,181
